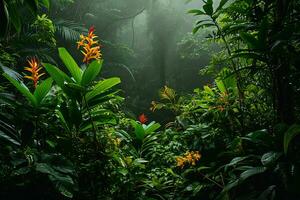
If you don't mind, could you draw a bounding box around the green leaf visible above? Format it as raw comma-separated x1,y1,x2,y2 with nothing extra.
144,122,161,134
81,60,103,86
283,124,300,155
34,78,53,105
43,63,73,94
3,73,37,106
240,32,259,49
131,120,145,141
188,9,206,16
64,82,85,92
6,2,21,33
55,110,71,133
85,77,121,101
240,166,267,180
0,1,8,37
203,0,213,16
58,48,82,83
261,152,282,167
40,0,50,9
215,0,229,12
0,130,20,146
223,167,267,192
36,163,55,174
193,23,215,34
215,78,226,93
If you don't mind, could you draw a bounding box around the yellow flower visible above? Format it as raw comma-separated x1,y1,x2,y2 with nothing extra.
176,151,202,168
176,157,186,168
24,57,45,88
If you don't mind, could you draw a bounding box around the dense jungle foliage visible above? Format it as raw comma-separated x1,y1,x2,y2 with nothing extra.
0,0,300,199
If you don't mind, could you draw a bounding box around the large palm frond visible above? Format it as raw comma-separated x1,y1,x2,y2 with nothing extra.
54,19,87,42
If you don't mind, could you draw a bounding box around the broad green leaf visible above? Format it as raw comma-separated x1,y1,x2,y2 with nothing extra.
85,77,121,101
64,82,85,92
43,63,73,93
58,48,82,83
144,122,161,134
3,73,37,106
81,60,103,86
131,120,145,141
34,78,53,105
283,124,300,154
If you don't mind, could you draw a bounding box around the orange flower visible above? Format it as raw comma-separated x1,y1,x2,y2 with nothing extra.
138,113,148,124
176,151,201,168
24,58,45,88
77,26,102,63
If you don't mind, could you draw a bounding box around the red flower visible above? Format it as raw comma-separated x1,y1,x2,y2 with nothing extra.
138,113,148,124
89,25,95,36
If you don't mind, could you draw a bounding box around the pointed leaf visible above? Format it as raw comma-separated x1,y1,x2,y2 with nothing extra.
58,48,82,83
3,73,37,106
85,77,120,101
188,9,206,16
144,122,161,134
283,124,300,155
43,63,73,94
81,60,103,86
34,78,53,105
203,0,213,15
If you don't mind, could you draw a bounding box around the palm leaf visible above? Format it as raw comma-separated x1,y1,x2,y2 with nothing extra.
54,19,87,42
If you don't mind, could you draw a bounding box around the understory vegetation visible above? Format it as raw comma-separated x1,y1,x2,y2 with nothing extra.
0,0,300,199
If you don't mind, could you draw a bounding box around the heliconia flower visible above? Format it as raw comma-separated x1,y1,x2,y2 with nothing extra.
138,113,148,124
77,25,102,63
24,57,45,88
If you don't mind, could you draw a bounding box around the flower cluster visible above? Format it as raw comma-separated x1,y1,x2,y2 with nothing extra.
77,26,102,63
24,57,45,88
176,151,201,168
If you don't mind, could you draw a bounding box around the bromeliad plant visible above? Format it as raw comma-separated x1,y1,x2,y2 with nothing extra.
117,114,161,159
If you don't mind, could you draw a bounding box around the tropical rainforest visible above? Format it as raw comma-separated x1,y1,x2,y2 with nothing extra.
0,0,300,199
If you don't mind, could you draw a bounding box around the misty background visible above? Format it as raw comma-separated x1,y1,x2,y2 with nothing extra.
51,0,218,119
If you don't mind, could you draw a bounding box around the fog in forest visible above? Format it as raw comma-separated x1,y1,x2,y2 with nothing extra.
59,0,215,118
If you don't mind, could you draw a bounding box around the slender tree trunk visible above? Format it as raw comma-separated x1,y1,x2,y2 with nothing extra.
272,0,295,124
